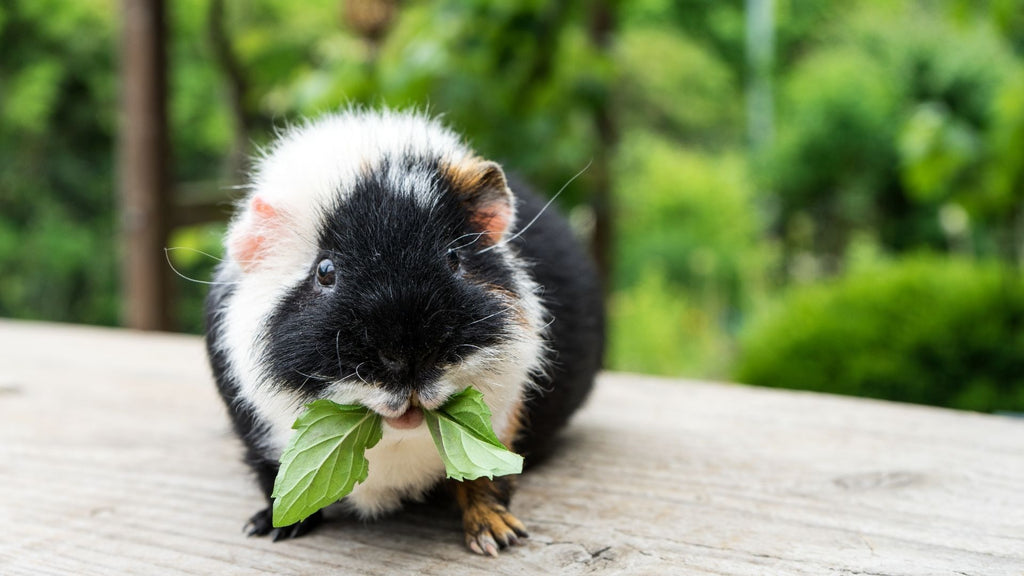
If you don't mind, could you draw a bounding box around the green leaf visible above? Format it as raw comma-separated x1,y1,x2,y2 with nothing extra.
424,388,524,481
271,400,382,527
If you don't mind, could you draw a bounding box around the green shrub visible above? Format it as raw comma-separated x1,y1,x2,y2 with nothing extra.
735,256,1024,412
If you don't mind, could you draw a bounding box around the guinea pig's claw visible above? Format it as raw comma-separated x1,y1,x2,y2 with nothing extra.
243,508,273,537
462,504,528,556
271,525,298,542
466,531,500,557
244,507,322,541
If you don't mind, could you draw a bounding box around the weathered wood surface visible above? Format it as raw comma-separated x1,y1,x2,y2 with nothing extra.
0,320,1021,575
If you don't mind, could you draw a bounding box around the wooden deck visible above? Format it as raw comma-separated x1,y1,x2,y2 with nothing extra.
0,320,1021,575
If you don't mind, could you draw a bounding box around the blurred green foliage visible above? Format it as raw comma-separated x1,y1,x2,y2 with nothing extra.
612,132,768,323
609,266,733,378
3,0,1024,412
0,0,118,325
737,256,1024,412
615,27,741,145
771,5,1024,268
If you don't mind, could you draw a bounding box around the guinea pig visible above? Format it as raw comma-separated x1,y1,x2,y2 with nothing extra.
204,108,604,556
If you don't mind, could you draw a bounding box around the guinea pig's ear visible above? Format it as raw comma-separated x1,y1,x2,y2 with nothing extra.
445,159,515,246
226,196,280,273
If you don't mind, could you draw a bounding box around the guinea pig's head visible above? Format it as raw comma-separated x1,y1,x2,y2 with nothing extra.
222,111,542,422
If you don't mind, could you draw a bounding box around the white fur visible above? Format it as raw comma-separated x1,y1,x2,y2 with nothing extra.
212,109,546,518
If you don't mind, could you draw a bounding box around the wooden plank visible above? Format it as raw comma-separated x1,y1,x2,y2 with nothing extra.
0,320,1021,575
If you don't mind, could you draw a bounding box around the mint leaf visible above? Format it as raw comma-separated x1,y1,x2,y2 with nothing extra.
424,388,524,481
271,400,382,527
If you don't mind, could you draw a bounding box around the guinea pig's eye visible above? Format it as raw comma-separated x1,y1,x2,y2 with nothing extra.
446,248,462,273
315,258,336,287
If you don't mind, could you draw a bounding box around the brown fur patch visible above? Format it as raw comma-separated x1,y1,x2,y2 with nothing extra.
450,476,528,555
442,159,513,246
443,157,506,197
481,282,531,329
456,270,530,330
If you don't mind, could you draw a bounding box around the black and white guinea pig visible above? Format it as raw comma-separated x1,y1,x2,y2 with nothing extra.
204,108,604,555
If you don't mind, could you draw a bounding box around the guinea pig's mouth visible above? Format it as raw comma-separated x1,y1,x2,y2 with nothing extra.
381,405,424,430
373,384,456,429
374,391,428,430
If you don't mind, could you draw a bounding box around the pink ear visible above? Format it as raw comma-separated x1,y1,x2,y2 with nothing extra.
251,196,276,218
227,196,279,272
470,201,514,244
444,159,515,245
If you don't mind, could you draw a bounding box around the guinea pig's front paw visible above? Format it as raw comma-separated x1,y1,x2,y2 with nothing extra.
451,477,529,556
244,507,323,541
462,501,529,557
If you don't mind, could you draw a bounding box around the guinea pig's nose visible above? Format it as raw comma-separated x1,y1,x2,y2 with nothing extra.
378,350,407,374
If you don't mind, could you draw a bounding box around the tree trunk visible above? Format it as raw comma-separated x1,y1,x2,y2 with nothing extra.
118,0,173,330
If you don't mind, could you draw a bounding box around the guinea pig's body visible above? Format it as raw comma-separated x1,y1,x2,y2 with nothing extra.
204,109,604,554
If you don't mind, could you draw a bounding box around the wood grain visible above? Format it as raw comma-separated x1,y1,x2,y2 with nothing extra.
0,320,1021,575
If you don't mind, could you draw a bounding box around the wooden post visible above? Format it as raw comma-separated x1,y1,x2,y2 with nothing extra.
588,1,617,294
118,0,173,330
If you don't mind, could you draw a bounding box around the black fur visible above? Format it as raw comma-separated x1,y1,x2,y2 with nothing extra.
205,281,307,536
204,150,604,537
506,175,605,462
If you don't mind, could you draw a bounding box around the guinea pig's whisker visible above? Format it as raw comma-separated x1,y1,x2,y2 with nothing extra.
453,237,484,252
335,330,344,372
446,232,487,251
445,232,480,249
163,248,240,285
336,369,361,382
293,369,329,386
353,362,370,385
476,159,592,255
460,343,503,359
165,246,231,262
465,306,515,326
481,332,519,345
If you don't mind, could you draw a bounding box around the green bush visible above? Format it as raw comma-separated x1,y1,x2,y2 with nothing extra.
735,256,1024,412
